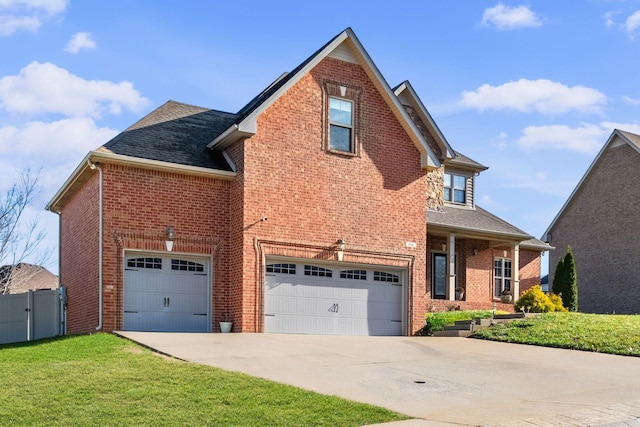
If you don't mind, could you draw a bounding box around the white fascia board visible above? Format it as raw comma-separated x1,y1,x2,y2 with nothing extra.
208,28,442,170
45,152,93,212
346,33,441,170
46,151,237,212
208,31,353,150
542,129,626,241
394,81,455,160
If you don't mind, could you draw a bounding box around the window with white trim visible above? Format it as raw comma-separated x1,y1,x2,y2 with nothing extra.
127,257,162,269
266,263,296,274
374,271,400,283
304,265,333,277
340,269,366,280
444,173,466,204
494,258,512,298
171,259,204,272
323,80,361,155
329,97,353,152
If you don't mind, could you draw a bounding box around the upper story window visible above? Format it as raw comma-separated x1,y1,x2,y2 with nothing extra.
329,97,353,152
323,80,361,156
444,173,466,204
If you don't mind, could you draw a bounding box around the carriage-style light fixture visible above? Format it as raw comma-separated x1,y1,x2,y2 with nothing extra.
165,226,175,252
336,239,346,261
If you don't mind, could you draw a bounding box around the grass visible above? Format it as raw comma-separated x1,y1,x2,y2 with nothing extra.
472,312,640,356
0,334,408,426
416,310,504,335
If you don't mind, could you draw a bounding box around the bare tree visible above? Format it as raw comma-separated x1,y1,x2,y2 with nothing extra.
0,169,52,294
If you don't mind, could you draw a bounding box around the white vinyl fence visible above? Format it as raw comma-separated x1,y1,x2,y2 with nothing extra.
0,287,66,345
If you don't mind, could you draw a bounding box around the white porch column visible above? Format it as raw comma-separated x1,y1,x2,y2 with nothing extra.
447,234,456,301
513,243,520,298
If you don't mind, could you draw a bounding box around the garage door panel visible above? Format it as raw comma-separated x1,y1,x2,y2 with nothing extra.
265,261,404,336
123,253,210,332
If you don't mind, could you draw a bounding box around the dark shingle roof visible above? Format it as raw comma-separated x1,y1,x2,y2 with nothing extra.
101,100,237,171
429,205,529,239
233,30,347,124
449,151,488,171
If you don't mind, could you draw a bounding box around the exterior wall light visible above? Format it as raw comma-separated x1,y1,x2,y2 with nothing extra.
165,226,175,252
336,239,346,261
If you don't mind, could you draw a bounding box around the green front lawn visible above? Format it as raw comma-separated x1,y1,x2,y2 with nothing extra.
0,334,407,426
472,312,640,356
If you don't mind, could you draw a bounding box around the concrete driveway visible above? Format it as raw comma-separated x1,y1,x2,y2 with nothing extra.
115,332,640,426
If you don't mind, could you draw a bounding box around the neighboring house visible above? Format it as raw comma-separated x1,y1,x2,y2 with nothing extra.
544,129,640,314
46,28,550,336
0,263,58,294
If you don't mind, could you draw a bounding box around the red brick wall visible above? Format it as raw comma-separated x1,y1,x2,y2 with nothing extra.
228,57,429,334
60,172,100,334
426,235,541,314
60,163,232,333
100,164,231,332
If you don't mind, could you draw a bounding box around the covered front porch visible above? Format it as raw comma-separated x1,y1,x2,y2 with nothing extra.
426,206,552,312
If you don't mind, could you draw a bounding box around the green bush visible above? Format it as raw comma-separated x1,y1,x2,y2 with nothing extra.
515,285,567,313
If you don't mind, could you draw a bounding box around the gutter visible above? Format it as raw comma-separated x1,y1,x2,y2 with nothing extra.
88,160,103,331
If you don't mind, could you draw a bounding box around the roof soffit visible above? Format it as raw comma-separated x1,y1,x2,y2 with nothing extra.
208,28,442,170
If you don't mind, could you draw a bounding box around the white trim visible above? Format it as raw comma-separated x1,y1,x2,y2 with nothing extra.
264,256,407,336
46,150,236,212
123,249,213,332
543,129,639,241
207,28,441,170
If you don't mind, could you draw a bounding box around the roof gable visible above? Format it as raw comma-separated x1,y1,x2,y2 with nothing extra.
208,28,441,170
543,128,640,240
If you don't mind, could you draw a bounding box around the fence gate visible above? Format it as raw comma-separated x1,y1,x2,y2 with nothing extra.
0,287,66,345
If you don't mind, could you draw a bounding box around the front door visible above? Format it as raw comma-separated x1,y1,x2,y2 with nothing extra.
432,253,447,299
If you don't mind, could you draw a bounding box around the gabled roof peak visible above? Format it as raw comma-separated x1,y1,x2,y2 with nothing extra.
207,27,442,170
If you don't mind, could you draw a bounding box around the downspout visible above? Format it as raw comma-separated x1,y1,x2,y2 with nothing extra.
88,160,103,331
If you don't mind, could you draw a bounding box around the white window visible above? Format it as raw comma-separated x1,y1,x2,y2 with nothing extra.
127,257,162,269
304,265,333,278
340,269,366,280
444,173,466,204
266,263,296,274
329,97,353,152
494,258,512,298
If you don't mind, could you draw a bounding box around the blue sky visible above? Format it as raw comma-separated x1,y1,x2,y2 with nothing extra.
1,1,639,275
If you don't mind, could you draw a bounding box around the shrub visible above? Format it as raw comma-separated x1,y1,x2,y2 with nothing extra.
552,246,578,311
515,285,567,313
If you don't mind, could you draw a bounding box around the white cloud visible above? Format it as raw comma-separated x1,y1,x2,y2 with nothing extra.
517,121,640,154
0,62,150,117
481,3,542,30
517,123,607,154
64,32,96,54
0,118,118,209
623,95,640,106
0,0,68,35
625,10,640,39
459,79,607,115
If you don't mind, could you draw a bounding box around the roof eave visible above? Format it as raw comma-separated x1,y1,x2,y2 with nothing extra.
46,151,237,212
393,81,456,161
428,222,532,243
207,28,442,170
542,128,634,240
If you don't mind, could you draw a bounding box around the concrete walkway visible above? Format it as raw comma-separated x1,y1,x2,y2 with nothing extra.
115,332,640,426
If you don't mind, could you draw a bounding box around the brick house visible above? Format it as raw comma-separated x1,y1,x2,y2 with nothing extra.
46,28,549,336
544,129,640,314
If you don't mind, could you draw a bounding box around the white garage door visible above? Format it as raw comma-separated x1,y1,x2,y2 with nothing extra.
123,252,210,332
264,260,404,336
